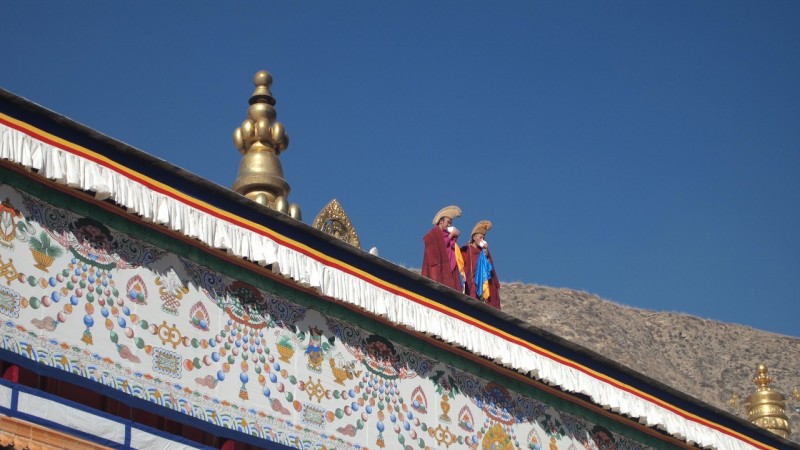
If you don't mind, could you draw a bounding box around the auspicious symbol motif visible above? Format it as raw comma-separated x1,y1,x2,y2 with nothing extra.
482,423,514,450
410,386,428,413
429,424,458,448
312,199,361,248
189,301,210,331
126,275,148,305
526,428,543,450
302,404,325,428
155,269,189,315
0,198,22,246
431,370,460,423
329,355,360,385
458,405,475,432
28,231,63,271
304,377,326,403
156,321,182,349
152,347,182,379
440,394,452,423
303,326,329,372
276,335,296,362
0,257,18,285
0,286,21,318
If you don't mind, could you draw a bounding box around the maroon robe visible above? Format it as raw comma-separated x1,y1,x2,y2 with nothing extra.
422,226,462,291
461,243,501,309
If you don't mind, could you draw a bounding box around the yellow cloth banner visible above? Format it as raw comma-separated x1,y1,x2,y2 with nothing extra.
455,245,465,291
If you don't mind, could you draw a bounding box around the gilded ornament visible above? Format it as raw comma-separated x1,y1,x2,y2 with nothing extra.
745,364,791,438
232,70,301,219
312,199,361,249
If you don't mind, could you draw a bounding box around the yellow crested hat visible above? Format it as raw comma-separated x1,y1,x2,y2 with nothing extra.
432,205,461,225
471,220,492,237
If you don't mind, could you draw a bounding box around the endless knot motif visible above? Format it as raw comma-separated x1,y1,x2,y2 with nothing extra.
0,258,18,285
304,377,326,403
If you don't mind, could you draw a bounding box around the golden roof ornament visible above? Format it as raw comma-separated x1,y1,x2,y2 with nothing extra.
745,364,791,439
232,70,301,220
312,199,361,248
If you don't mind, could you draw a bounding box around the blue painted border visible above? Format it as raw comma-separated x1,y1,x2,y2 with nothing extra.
0,348,297,450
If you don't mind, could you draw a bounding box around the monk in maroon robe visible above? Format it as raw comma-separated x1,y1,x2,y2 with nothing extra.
422,205,462,292
461,220,501,309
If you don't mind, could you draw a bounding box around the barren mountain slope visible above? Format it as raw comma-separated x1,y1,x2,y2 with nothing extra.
501,282,800,442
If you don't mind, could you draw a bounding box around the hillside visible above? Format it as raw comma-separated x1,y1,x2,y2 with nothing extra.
501,282,800,443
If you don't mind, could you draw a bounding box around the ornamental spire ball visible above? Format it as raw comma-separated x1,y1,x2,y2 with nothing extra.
232,70,300,220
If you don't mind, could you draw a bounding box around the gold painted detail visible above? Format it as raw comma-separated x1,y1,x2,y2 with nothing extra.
329,358,361,385
304,377,326,403
481,423,514,450
428,424,458,448
156,321,182,349
745,364,791,439
439,394,451,423
0,415,112,449
30,250,55,271
312,199,361,248
0,257,18,285
276,337,295,362
232,71,301,220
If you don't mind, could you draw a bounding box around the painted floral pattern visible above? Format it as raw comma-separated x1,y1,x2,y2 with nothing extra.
0,183,652,450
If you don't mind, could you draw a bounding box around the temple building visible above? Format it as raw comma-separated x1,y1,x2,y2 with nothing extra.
0,72,797,450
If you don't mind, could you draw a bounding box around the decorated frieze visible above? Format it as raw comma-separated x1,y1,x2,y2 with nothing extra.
0,179,658,449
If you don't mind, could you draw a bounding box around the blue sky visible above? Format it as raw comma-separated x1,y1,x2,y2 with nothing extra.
2,2,799,337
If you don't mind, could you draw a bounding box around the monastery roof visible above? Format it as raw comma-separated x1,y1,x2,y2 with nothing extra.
1,87,797,450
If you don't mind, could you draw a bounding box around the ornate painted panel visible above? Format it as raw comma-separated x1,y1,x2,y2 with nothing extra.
0,179,659,450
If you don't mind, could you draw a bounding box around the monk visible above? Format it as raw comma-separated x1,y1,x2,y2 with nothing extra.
421,205,463,292
461,220,501,309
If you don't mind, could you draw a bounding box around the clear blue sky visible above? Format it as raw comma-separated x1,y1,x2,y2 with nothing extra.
3,2,799,337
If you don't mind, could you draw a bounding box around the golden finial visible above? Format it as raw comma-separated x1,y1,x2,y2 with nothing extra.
232,70,301,220
745,364,791,439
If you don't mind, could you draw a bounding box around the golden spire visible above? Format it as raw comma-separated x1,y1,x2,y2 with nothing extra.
745,364,791,439
232,70,301,220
